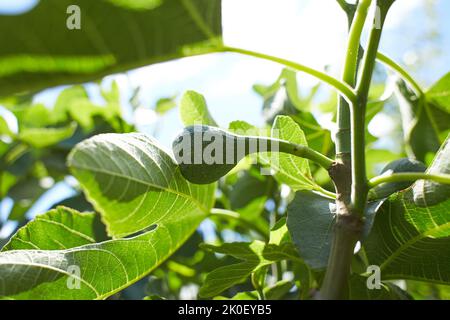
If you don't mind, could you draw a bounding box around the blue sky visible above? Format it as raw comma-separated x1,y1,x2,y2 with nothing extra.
1,0,450,232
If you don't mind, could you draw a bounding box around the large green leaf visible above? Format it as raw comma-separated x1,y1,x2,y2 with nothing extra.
53,86,90,123
268,116,317,191
228,118,327,193
215,280,294,300
228,171,270,211
18,123,77,148
52,84,132,134
238,115,323,193
7,100,77,147
0,0,222,96
406,280,450,300
427,72,450,113
68,133,215,237
199,219,302,298
348,275,411,300
3,206,107,250
224,169,271,234
230,116,323,191
287,192,334,270
199,240,301,298
395,79,449,161
0,204,208,299
11,103,52,128
364,195,450,284
364,135,450,284
287,191,385,270
411,134,450,205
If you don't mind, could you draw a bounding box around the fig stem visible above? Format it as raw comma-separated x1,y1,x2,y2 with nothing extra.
376,52,424,97
368,172,450,188
221,46,357,105
275,139,335,170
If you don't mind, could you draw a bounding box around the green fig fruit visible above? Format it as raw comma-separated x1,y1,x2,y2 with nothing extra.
172,126,273,184
172,125,334,185
369,158,427,199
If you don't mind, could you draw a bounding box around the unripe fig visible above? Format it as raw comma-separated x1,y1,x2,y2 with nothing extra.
369,158,427,199
172,126,276,184
172,125,333,185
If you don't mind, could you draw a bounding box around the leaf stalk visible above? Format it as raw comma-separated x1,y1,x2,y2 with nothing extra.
221,46,357,104
368,172,450,188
